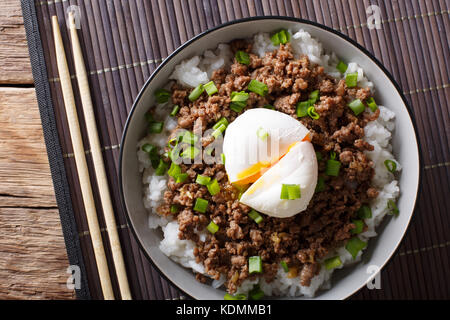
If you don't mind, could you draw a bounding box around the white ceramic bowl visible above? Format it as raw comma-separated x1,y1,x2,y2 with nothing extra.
119,17,420,300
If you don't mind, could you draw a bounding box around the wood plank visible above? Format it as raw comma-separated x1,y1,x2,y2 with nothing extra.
0,87,74,299
0,0,33,84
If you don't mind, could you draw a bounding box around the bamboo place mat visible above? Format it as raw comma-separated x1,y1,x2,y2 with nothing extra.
22,0,449,300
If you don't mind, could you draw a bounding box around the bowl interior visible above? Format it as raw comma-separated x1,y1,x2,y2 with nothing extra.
120,18,420,300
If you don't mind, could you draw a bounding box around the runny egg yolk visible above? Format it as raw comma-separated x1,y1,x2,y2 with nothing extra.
233,134,310,186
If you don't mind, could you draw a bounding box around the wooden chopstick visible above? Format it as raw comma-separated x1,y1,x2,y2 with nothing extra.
67,12,132,300
52,16,115,300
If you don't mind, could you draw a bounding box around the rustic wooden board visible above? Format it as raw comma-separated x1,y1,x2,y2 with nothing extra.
0,87,74,299
0,0,33,84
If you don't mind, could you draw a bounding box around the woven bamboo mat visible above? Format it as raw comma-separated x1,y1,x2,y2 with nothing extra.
23,0,449,300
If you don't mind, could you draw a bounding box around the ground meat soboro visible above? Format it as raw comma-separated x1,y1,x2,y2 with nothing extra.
157,41,379,294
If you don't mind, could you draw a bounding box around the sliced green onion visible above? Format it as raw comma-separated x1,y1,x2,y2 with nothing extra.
224,293,247,300
315,176,325,192
336,60,348,73
168,137,178,149
212,123,227,139
309,90,320,104
263,104,275,110
181,146,200,159
155,159,168,176
170,205,179,214
366,97,378,112
155,88,171,103
280,261,289,272
213,117,229,130
221,153,226,164
170,104,180,117
207,179,220,196
256,126,269,140
357,205,372,219
271,29,290,46
350,220,364,234
181,131,198,145
249,256,262,274
296,100,310,118
168,162,181,178
195,174,211,186
326,159,341,177
280,184,301,200
384,160,397,173
387,200,399,216
307,106,320,120
248,286,264,300
207,221,219,234
345,237,367,259
188,84,204,101
324,256,342,270
316,151,323,161
248,79,268,97
230,91,249,112
235,50,250,65
345,72,358,88
248,209,263,224
348,99,365,116
142,144,160,169
204,81,218,96
175,173,188,183
205,146,214,156
330,151,336,160
193,198,208,213
149,121,164,134
145,112,154,123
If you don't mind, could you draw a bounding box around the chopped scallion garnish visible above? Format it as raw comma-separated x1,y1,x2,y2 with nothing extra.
221,153,226,164
170,205,179,214
316,151,323,161
175,173,188,183
263,104,275,110
188,84,204,101
307,106,320,119
154,159,168,176
296,100,310,117
366,97,378,112
345,72,358,88
350,220,364,234
270,29,290,46
213,117,229,130
326,153,341,177
207,221,219,234
336,60,348,73
248,285,264,300
212,123,227,139
207,179,220,196
384,160,397,173
224,293,247,300
196,174,211,186
149,121,164,134
256,126,269,140
345,237,367,259
357,205,372,219
181,131,198,145
348,99,365,116
248,79,268,96
204,81,218,96
141,143,160,169
308,90,320,104
280,261,289,272
155,88,171,103
280,184,301,200
168,162,181,178
235,50,250,65
248,209,263,224
193,198,208,213
315,176,325,192
181,146,200,159
170,104,180,117
324,256,342,270
249,256,262,274
387,200,399,216
230,91,249,112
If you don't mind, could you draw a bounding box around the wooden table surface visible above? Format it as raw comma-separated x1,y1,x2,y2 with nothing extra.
0,0,74,299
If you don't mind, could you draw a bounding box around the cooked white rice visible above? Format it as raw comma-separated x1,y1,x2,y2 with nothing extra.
137,28,400,298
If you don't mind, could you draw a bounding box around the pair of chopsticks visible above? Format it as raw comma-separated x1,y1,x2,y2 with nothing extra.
52,14,131,300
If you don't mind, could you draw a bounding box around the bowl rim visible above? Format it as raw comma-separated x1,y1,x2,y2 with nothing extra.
119,16,422,300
